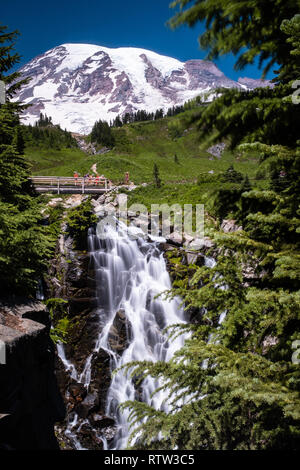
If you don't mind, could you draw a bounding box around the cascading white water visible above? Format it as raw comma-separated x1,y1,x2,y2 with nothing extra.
57,220,189,449
88,222,187,449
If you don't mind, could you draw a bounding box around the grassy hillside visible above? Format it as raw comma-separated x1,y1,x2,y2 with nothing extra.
25,147,88,176
24,108,265,184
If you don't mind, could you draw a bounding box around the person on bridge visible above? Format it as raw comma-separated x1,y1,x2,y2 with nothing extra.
124,172,129,185
74,171,79,186
99,175,106,186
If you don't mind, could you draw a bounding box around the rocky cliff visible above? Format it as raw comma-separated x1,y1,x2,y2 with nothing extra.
0,300,65,449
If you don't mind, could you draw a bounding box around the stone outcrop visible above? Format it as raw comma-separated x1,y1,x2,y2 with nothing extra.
0,299,65,449
108,310,133,355
207,142,226,159
221,219,243,233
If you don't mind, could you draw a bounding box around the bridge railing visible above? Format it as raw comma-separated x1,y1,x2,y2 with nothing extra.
30,176,109,194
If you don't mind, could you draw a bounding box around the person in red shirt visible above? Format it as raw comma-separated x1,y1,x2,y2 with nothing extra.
74,171,79,186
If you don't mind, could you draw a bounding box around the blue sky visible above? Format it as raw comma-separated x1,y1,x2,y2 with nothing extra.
2,0,274,80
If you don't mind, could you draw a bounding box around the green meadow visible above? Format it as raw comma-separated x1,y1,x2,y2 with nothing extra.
25,111,266,186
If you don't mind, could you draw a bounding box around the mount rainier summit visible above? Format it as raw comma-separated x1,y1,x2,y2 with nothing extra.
15,43,272,134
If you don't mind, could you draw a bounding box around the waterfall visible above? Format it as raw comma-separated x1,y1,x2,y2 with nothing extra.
58,221,188,449
90,222,187,449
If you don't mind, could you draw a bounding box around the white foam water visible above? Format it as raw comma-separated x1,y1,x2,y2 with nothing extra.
57,222,188,449
89,223,187,449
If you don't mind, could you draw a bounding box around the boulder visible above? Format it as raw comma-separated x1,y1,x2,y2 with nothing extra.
207,142,226,158
91,414,115,429
77,422,103,450
221,219,242,233
69,381,86,401
0,307,65,449
96,194,106,204
158,242,176,252
76,392,99,419
167,231,183,246
47,197,63,207
63,195,85,209
262,335,279,355
108,310,132,355
186,252,200,265
183,233,194,246
103,203,116,214
189,237,214,250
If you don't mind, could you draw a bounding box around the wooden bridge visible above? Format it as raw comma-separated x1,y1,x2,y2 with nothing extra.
30,176,110,194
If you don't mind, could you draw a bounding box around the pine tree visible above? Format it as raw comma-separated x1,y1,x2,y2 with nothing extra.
90,119,115,148
241,175,252,193
277,15,300,83
12,125,25,154
120,183,300,448
0,25,54,295
190,85,300,149
221,165,243,183
168,0,299,80
116,4,300,449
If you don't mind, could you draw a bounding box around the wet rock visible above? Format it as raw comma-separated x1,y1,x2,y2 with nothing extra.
158,242,176,252
69,381,87,401
77,422,104,450
76,392,99,419
89,349,112,414
66,254,91,288
108,310,133,355
102,426,118,442
149,299,166,330
68,296,98,314
65,309,100,371
55,354,71,400
91,414,115,429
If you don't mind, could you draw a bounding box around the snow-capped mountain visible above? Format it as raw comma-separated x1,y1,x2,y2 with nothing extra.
14,43,272,134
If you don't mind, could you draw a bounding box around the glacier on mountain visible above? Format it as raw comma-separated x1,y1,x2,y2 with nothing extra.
14,43,273,134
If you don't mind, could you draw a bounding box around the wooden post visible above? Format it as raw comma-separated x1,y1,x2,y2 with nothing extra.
82,177,85,194
57,177,60,195
105,179,107,191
